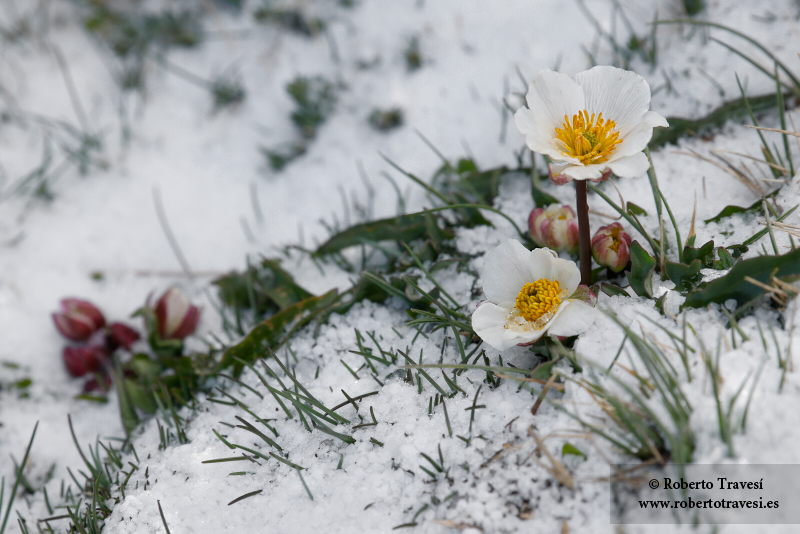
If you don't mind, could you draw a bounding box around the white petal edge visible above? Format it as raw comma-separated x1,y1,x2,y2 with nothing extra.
482,240,535,308
609,110,669,160
560,162,608,180
607,152,650,179
472,302,546,351
546,300,598,338
548,257,581,297
574,66,651,138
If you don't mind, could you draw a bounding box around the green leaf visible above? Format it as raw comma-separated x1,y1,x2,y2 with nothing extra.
602,284,630,298
112,358,139,436
650,92,790,149
664,260,704,292
434,163,502,206
315,214,436,256
530,359,559,380
214,258,313,314
626,242,656,298
627,202,648,216
704,192,782,225
124,379,158,414
683,240,715,266
561,443,587,459
714,247,735,270
704,203,759,224
220,289,340,376
127,353,162,380
684,247,800,308
654,291,669,315
727,244,749,258
455,158,478,174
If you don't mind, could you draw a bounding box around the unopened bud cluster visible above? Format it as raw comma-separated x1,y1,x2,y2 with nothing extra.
52,288,200,393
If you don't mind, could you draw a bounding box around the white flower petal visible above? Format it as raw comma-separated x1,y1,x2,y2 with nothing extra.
560,162,608,180
575,66,652,138
610,110,669,160
515,108,577,161
472,302,512,350
528,247,556,282
548,257,581,296
472,302,545,351
546,300,598,337
644,110,668,129
516,70,585,161
482,240,534,308
607,152,650,178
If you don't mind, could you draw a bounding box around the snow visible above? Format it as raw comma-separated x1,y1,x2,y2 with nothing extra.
2,0,800,533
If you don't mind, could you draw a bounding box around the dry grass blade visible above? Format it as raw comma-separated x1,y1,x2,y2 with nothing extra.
758,219,800,238
712,148,790,174
744,275,799,307
531,372,560,416
492,372,565,390
687,192,697,242
674,149,765,196
432,519,485,531
745,124,800,138
527,427,574,490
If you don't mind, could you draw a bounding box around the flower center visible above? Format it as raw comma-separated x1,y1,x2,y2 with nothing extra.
555,110,622,164
609,225,622,252
515,279,562,323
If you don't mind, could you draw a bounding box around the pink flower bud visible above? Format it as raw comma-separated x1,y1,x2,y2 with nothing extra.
63,346,107,377
528,204,579,254
591,222,633,272
52,299,106,342
109,322,141,350
154,288,201,340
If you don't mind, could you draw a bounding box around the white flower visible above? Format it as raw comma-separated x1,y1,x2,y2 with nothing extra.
514,66,668,182
472,240,597,351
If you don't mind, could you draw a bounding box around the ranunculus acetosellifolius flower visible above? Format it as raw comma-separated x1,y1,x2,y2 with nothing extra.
514,66,668,182
471,240,597,351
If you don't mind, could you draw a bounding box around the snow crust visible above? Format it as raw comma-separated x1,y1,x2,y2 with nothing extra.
2,0,800,533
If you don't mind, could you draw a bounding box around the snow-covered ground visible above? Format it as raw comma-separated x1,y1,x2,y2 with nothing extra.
2,0,800,532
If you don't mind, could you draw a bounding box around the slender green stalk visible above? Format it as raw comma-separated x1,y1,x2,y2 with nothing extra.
0,423,38,534
645,147,667,271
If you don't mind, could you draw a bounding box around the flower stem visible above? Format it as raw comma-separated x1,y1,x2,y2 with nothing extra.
575,180,592,285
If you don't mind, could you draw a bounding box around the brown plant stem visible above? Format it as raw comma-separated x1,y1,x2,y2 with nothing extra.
575,179,592,285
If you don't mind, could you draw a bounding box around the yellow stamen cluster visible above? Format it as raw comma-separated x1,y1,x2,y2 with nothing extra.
608,225,623,252
555,110,622,164
515,279,561,323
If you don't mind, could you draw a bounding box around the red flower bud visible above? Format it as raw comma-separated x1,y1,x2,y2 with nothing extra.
591,222,633,272
154,287,201,340
528,204,580,254
52,299,106,342
109,322,141,350
63,346,107,377
82,374,112,393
